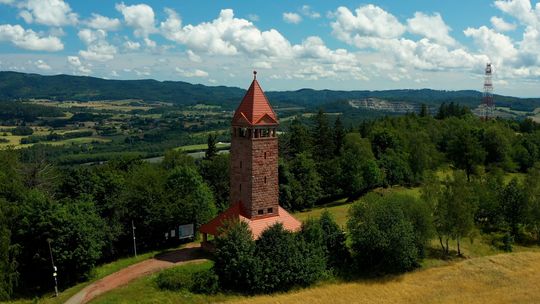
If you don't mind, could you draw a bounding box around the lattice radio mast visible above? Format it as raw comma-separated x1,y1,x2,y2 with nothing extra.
482,63,494,119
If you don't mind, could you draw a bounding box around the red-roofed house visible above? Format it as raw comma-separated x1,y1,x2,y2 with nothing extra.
199,72,301,243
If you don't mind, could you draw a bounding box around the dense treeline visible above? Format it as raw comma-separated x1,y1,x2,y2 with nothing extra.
278,108,540,210
20,131,94,144
0,149,229,298
2,104,540,299
0,101,65,123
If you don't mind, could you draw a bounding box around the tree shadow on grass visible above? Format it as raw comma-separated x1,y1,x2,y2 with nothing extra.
154,245,212,263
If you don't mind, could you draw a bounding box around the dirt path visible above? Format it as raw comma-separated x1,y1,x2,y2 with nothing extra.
64,243,207,304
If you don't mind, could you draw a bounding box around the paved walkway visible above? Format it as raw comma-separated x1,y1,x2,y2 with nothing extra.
65,243,207,304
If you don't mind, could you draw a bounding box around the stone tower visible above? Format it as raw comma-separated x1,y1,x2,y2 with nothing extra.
230,71,279,219
199,72,300,241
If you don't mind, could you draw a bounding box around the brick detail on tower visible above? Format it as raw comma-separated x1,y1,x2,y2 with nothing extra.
230,129,279,219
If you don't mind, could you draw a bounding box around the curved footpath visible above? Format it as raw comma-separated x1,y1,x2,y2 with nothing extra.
64,243,207,304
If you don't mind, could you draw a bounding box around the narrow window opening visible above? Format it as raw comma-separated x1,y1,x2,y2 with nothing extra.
240,161,242,168
239,128,247,137
258,209,264,215
239,183,242,192
264,152,267,159
267,208,273,214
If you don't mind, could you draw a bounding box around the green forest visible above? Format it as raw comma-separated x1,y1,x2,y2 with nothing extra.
2,104,540,300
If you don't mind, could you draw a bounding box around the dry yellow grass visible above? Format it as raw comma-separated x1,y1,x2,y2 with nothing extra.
225,251,540,304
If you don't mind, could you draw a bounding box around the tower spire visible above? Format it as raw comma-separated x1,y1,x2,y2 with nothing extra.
232,72,277,126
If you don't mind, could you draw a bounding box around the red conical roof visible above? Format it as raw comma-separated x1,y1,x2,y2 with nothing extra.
232,72,278,126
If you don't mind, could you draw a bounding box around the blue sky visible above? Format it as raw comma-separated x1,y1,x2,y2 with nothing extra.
0,0,539,97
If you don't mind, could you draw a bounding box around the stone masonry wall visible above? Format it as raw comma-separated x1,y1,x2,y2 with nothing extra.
230,130,279,219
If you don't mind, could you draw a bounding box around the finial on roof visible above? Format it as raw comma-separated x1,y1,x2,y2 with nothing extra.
253,70,257,80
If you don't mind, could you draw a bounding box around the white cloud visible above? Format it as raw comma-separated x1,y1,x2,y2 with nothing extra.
33,59,51,70
300,5,321,19
143,37,156,48
67,56,91,74
293,36,355,64
123,40,141,50
283,12,302,24
407,12,456,46
77,29,117,61
175,67,208,77
494,0,539,27
464,26,518,66
0,0,15,4
160,9,293,57
491,16,517,31
79,43,117,61
186,50,201,62
0,24,63,51
331,5,406,43
19,0,78,26
86,13,121,31
18,10,33,23
116,2,156,38
247,14,259,22
330,5,487,74
48,27,65,37
133,67,151,76
78,28,106,44
253,61,272,69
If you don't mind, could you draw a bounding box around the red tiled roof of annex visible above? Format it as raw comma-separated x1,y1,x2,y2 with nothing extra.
199,202,301,239
232,75,278,126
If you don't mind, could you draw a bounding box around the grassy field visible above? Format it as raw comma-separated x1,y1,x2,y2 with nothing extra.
295,186,421,227
0,136,110,149
226,251,540,304
175,142,230,153
90,261,237,304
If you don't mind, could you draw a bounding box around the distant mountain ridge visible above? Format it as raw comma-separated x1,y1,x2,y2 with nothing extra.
0,71,538,111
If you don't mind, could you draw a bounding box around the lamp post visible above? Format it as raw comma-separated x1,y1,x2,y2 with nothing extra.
47,239,58,297
132,220,137,258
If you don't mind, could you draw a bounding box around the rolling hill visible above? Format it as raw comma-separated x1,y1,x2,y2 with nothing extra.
0,71,539,111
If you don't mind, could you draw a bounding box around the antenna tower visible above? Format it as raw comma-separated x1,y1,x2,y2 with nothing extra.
482,63,494,119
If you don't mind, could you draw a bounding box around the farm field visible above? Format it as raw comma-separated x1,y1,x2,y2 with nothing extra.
175,142,230,153
29,100,161,112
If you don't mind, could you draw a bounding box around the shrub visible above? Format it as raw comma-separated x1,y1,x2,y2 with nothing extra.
319,210,350,270
348,193,419,274
156,263,214,291
11,126,33,136
214,221,328,294
255,224,302,293
391,194,434,258
191,268,219,294
156,267,193,291
214,220,259,293
294,233,327,287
